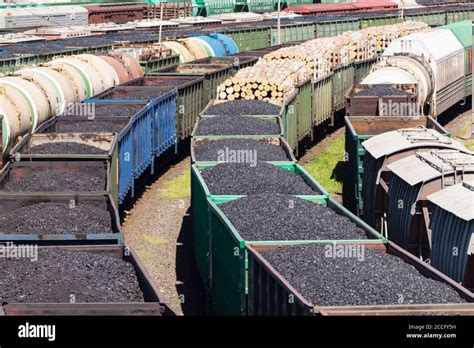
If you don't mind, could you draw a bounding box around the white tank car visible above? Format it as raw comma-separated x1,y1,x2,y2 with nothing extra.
362,29,465,116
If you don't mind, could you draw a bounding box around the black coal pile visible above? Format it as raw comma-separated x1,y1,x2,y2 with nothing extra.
61,122,124,133
2,169,105,192
200,163,318,195
0,202,112,235
25,142,107,155
219,194,367,241
6,41,67,54
354,86,409,97
61,32,157,47
139,78,195,88
0,51,16,59
0,248,144,303
194,139,291,162
203,100,281,116
195,115,280,135
63,103,142,117
105,89,170,100
263,243,466,306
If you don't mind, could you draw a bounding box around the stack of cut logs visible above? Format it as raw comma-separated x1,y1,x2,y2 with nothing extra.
217,21,429,104
358,20,429,51
217,59,308,103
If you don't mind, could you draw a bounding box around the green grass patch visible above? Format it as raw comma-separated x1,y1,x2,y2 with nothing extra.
303,133,345,196
456,117,472,139
159,168,191,199
465,140,474,152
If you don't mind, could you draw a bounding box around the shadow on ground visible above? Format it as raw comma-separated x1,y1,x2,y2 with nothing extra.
331,160,345,183
175,207,208,315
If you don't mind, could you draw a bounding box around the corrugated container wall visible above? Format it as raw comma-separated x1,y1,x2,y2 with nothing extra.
385,151,474,257
382,29,465,92
428,182,474,286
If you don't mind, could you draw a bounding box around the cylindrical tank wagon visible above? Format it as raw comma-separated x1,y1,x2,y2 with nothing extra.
16,67,78,116
349,21,472,118
0,88,32,159
0,76,52,132
0,52,143,159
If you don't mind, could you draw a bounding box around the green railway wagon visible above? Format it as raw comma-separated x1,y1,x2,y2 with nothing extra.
191,154,302,288
150,63,234,108
37,47,87,63
123,75,205,140
439,20,472,99
283,75,334,152
285,0,313,6
332,62,355,112
192,55,259,72
0,54,37,74
224,26,271,53
405,11,446,27
208,195,383,315
193,0,235,16
315,18,360,38
353,57,377,84
312,73,333,127
295,79,313,143
270,23,315,45
190,116,284,286
140,55,181,74
245,0,275,13
246,240,474,315
446,9,473,24
190,136,297,166
280,94,298,154
83,44,114,54
360,14,399,29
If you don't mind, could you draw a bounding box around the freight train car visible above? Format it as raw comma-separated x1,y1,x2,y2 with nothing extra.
0,6,89,29
347,21,473,118
0,52,143,165
284,1,398,16
0,18,473,317
427,181,474,288
84,3,147,24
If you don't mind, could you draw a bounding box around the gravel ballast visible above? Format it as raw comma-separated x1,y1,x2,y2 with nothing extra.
195,115,280,136
0,248,144,303
201,163,318,196
203,100,281,116
262,243,466,306
2,169,105,192
61,122,124,133
0,202,113,235
219,194,367,241
194,139,291,162
25,142,107,155
354,86,409,97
